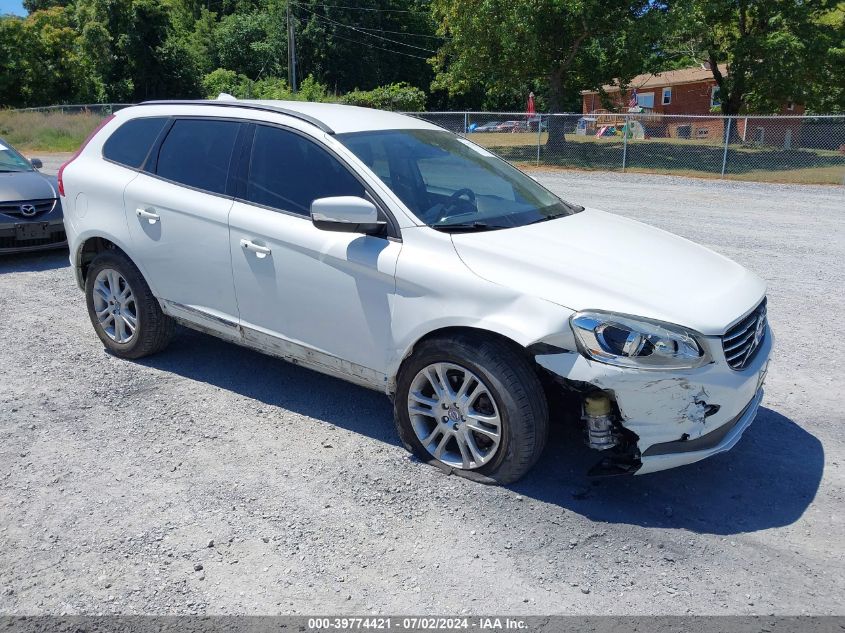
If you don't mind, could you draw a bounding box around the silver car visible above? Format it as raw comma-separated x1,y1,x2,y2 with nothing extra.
0,138,66,254
60,100,771,484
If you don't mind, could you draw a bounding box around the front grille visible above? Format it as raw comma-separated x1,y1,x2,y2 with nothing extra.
722,298,767,370
0,229,66,250
0,198,57,218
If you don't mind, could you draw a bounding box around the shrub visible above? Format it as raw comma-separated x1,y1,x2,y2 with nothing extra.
341,82,426,112
202,70,335,103
201,68,253,99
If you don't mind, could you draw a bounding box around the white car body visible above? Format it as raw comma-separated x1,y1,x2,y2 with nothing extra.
61,100,771,477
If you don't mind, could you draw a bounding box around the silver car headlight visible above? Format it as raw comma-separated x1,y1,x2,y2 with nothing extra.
570,311,708,370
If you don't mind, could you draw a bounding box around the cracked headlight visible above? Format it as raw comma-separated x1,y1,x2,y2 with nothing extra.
570,311,707,370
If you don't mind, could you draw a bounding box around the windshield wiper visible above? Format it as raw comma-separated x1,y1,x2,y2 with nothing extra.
431,222,508,233
527,213,571,225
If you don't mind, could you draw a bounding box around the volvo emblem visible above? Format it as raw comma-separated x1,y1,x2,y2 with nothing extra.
752,313,765,349
19,204,37,217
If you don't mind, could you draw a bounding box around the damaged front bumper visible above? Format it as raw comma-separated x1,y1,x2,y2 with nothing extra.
535,325,773,475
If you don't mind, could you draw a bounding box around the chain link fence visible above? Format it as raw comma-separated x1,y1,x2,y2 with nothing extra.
7,105,845,185
11,103,135,115
410,112,845,186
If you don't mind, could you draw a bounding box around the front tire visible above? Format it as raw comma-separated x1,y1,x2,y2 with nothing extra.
85,251,174,359
394,333,549,484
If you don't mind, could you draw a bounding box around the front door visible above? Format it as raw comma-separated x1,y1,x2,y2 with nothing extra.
124,118,242,327
228,124,400,387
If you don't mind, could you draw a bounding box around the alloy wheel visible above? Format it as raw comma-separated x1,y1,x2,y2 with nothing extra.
407,362,502,469
92,268,138,343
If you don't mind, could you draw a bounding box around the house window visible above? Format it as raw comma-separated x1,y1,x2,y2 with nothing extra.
786,101,795,111
637,92,655,108
710,85,720,108
662,87,672,105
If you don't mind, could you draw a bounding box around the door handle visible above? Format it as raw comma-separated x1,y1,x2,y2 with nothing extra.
136,208,160,224
240,239,272,258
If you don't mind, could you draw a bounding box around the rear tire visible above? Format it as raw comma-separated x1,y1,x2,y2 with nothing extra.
85,251,174,359
394,332,549,485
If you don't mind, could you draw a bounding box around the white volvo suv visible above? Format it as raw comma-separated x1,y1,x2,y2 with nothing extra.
60,99,771,484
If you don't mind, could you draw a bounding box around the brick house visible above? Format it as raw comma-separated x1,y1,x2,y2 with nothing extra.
580,64,803,146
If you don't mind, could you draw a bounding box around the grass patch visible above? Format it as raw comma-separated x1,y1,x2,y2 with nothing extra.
495,135,845,185
519,162,845,185
0,110,105,152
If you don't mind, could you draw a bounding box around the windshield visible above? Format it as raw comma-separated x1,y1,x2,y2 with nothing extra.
0,140,34,173
337,129,582,230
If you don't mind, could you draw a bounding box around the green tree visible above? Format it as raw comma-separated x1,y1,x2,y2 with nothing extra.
24,6,81,104
0,7,82,107
72,0,201,102
667,0,842,115
125,0,201,99
0,17,29,107
430,0,663,143
201,67,253,98
211,6,285,79
294,0,436,95
22,0,71,12
804,3,845,112
73,0,133,102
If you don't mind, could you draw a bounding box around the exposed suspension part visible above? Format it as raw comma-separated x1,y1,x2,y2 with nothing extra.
583,392,618,450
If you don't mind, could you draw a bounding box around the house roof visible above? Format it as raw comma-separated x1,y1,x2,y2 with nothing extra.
581,64,727,95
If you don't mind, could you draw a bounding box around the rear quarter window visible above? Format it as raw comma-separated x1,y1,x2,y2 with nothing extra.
155,118,241,195
102,117,169,169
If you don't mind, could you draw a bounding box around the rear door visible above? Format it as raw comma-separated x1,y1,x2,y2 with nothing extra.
228,123,401,386
123,117,243,329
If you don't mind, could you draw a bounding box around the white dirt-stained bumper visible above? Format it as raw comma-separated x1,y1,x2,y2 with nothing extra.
535,325,773,475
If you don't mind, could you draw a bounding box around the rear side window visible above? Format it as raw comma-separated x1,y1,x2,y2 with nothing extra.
102,117,169,169
245,124,365,215
156,119,241,195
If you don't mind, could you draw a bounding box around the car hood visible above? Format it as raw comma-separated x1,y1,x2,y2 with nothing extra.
0,170,58,201
450,208,766,335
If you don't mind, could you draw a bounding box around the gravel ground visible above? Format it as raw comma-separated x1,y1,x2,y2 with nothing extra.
1,162,843,615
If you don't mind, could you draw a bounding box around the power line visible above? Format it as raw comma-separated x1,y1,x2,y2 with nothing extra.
303,2,432,16
356,26,446,39
322,31,432,60
293,3,438,54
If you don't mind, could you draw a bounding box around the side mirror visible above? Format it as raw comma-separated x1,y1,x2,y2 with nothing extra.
310,196,386,235
30,158,43,169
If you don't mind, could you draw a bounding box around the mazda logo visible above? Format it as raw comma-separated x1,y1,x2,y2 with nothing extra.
19,204,37,217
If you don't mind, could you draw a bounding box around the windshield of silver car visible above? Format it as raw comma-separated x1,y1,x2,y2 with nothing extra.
337,129,582,231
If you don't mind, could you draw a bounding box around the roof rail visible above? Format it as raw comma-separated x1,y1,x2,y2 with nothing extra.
136,99,335,134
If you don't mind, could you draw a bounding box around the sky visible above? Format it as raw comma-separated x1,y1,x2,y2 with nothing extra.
0,0,26,16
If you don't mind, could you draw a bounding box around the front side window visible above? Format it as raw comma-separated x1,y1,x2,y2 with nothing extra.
0,140,34,173
103,117,169,169
338,129,581,230
245,124,365,216
156,119,241,195
662,87,672,105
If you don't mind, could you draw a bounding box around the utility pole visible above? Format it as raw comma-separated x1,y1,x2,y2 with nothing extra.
287,1,298,93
